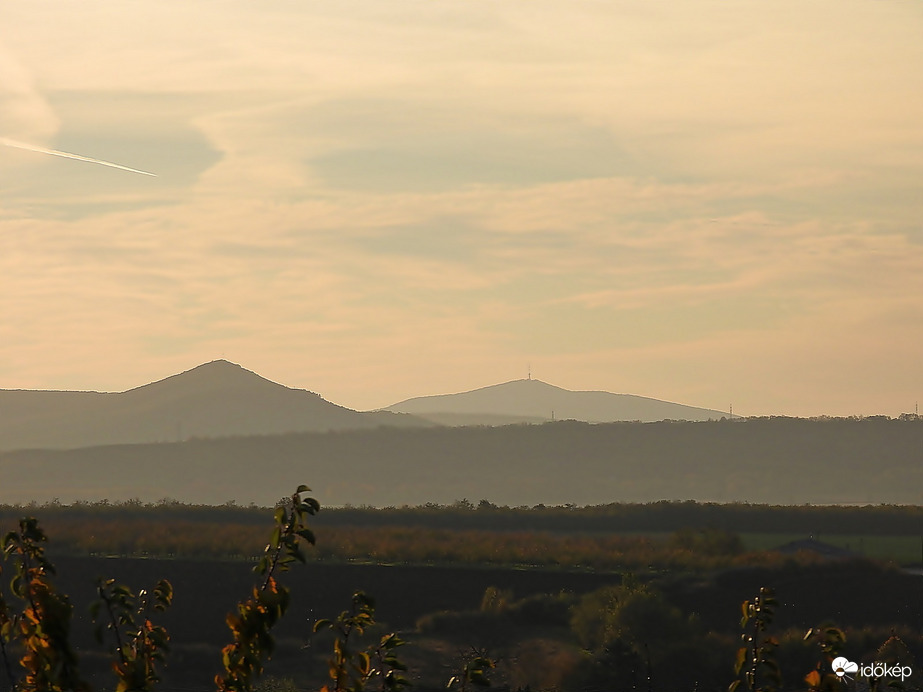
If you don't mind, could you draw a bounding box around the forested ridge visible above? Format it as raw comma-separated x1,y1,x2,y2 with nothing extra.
2,414,922,506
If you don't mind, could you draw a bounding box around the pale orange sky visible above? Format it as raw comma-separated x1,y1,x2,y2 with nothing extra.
2,0,923,416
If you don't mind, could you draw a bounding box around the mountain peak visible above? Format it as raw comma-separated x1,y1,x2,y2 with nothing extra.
125,360,286,396
0,360,434,451
193,358,241,370
505,377,562,388
387,378,725,423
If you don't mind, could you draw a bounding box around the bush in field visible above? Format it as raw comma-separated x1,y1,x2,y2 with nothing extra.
568,579,725,691
478,586,512,614
505,591,575,629
416,588,576,644
570,579,692,651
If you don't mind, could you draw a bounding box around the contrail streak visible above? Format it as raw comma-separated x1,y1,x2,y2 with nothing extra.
0,137,157,177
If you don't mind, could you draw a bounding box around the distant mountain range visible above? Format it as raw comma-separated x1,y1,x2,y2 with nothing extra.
0,360,724,451
385,378,726,424
2,361,921,506
0,360,427,451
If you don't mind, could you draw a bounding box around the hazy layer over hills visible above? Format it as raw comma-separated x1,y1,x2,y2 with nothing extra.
0,361,725,451
0,360,426,450
386,378,726,424
7,362,916,509
1,418,920,506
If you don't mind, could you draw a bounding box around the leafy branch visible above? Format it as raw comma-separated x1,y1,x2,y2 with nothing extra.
0,561,16,691
446,648,495,692
314,591,411,692
803,626,846,692
216,485,319,692
90,577,174,692
1,518,88,692
314,591,377,692
730,586,780,692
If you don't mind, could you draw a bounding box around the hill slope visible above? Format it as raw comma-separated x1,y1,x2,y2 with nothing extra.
386,378,726,424
0,360,427,450
2,417,920,506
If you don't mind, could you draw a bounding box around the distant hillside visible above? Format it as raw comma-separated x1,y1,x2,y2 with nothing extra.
0,364,728,450
2,417,921,506
405,412,549,427
0,360,429,451
386,378,726,424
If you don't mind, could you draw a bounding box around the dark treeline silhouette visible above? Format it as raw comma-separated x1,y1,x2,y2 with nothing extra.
3,497,922,536
320,500,923,535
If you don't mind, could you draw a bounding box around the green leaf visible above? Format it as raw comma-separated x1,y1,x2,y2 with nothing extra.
289,545,307,564
155,579,174,606
734,647,747,675
253,555,269,575
295,528,316,545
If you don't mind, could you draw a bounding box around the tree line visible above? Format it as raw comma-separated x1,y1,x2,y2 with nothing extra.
3,499,922,536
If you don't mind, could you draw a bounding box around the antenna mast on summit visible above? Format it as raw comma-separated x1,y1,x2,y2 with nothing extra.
528,363,531,380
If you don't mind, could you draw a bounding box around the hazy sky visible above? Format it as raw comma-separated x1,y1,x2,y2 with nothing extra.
2,0,922,416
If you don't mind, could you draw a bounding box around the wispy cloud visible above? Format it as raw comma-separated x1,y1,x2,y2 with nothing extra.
1,0,922,416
